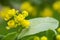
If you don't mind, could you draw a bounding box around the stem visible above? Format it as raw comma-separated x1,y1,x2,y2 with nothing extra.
17,27,23,33
52,30,57,35
16,27,23,40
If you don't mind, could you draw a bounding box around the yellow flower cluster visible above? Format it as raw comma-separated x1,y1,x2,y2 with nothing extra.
41,8,53,17
20,2,33,12
53,1,60,12
14,11,30,29
20,2,37,17
1,8,17,21
33,36,48,40
1,8,30,29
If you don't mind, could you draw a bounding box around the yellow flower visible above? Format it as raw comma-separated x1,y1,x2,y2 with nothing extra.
41,8,53,17
20,2,37,17
0,8,17,21
53,1,60,10
1,13,11,21
20,2,33,12
57,28,60,33
7,20,16,28
56,35,60,40
41,36,48,40
21,20,30,28
34,36,40,40
30,8,37,17
15,14,25,22
8,9,17,16
22,11,28,17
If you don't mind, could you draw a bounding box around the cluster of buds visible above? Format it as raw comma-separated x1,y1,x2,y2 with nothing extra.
1,8,30,30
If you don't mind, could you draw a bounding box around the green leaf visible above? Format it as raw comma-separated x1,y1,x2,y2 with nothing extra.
2,32,17,40
18,17,59,39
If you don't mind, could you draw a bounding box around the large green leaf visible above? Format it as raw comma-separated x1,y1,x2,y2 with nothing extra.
18,17,59,39
2,32,17,40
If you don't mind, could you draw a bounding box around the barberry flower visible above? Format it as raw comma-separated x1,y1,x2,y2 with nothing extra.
41,36,48,40
21,20,30,28
7,20,17,28
22,11,28,17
